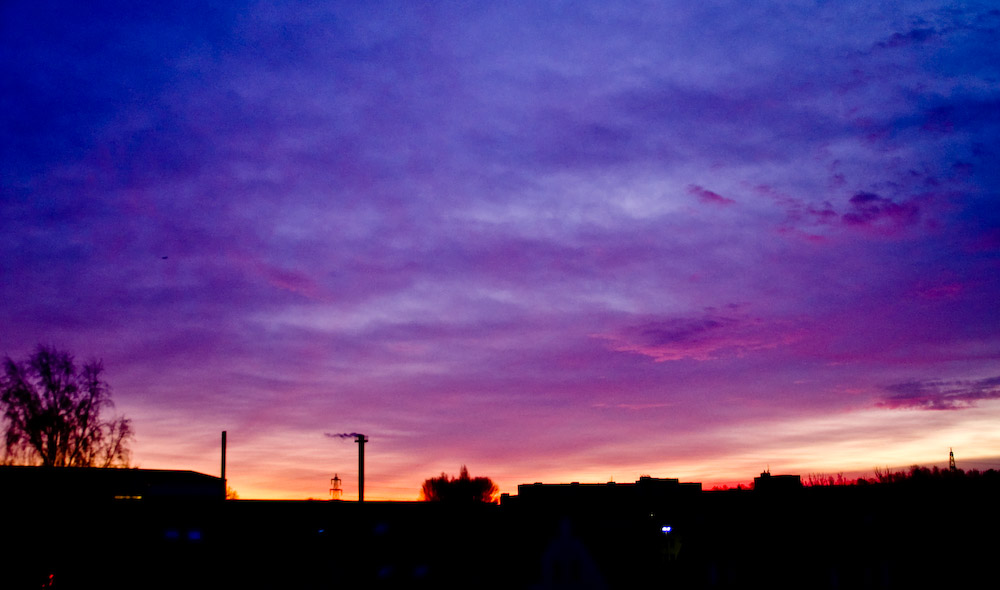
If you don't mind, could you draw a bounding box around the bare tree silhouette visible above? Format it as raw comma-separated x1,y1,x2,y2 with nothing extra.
1,345,132,467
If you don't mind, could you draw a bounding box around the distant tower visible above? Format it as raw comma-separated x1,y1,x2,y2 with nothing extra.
330,473,342,500
949,448,956,472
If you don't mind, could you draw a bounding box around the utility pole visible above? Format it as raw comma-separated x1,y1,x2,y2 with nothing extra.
221,431,227,494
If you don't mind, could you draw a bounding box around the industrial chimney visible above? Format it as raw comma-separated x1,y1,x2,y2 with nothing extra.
355,434,368,502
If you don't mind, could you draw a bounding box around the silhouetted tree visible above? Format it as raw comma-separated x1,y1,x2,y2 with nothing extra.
1,345,132,467
420,465,498,504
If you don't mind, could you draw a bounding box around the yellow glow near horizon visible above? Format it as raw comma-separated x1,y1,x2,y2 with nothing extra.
130,401,1000,500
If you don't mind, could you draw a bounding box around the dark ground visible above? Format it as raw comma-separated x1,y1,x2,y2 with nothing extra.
3,474,998,589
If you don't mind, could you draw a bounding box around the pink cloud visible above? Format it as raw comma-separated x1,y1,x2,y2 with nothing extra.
597,308,798,362
687,184,736,206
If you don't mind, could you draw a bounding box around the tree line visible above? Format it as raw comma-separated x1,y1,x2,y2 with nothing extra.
805,464,1000,487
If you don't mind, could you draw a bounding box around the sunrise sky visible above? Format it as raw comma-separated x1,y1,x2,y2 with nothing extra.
2,1,999,500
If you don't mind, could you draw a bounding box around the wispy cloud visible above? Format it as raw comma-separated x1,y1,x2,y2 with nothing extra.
688,184,736,207
597,306,798,362
878,377,1000,410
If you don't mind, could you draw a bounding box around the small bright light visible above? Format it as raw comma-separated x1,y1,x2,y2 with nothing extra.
661,526,672,533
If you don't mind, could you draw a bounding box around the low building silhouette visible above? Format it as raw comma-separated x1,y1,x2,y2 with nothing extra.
0,465,225,503
752,470,802,493
510,475,702,507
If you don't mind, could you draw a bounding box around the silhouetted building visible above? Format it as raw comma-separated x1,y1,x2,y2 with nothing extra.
509,475,702,509
752,471,802,493
0,465,224,503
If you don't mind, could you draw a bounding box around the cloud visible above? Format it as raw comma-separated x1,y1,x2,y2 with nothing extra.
877,376,1000,410
687,184,735,206
770,189,923,239
842,192,920,232
874,27,938,50
597,307,795,362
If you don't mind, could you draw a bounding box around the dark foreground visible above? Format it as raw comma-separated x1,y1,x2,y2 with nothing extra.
3,471,998,589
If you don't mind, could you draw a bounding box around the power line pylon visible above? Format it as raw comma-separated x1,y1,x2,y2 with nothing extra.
330,473,342,500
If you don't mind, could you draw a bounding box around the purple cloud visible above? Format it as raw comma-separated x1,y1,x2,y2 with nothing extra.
688,185,736,206
842,192,920,233
599,307,799,362
878,377,1000,410
875,28,938,50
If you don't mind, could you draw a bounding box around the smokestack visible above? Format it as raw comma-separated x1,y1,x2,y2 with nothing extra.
355,434,368,502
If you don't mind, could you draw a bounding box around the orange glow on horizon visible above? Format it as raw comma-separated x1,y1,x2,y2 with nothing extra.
130,402,1000,501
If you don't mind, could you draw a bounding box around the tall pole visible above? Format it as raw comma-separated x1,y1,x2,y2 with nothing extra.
355,434,368,502
221,431,227,494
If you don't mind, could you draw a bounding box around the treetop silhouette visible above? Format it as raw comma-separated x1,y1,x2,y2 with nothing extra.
1,345,132,467
420,465,498,504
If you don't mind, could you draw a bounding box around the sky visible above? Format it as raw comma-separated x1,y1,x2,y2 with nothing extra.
2,1,999,500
